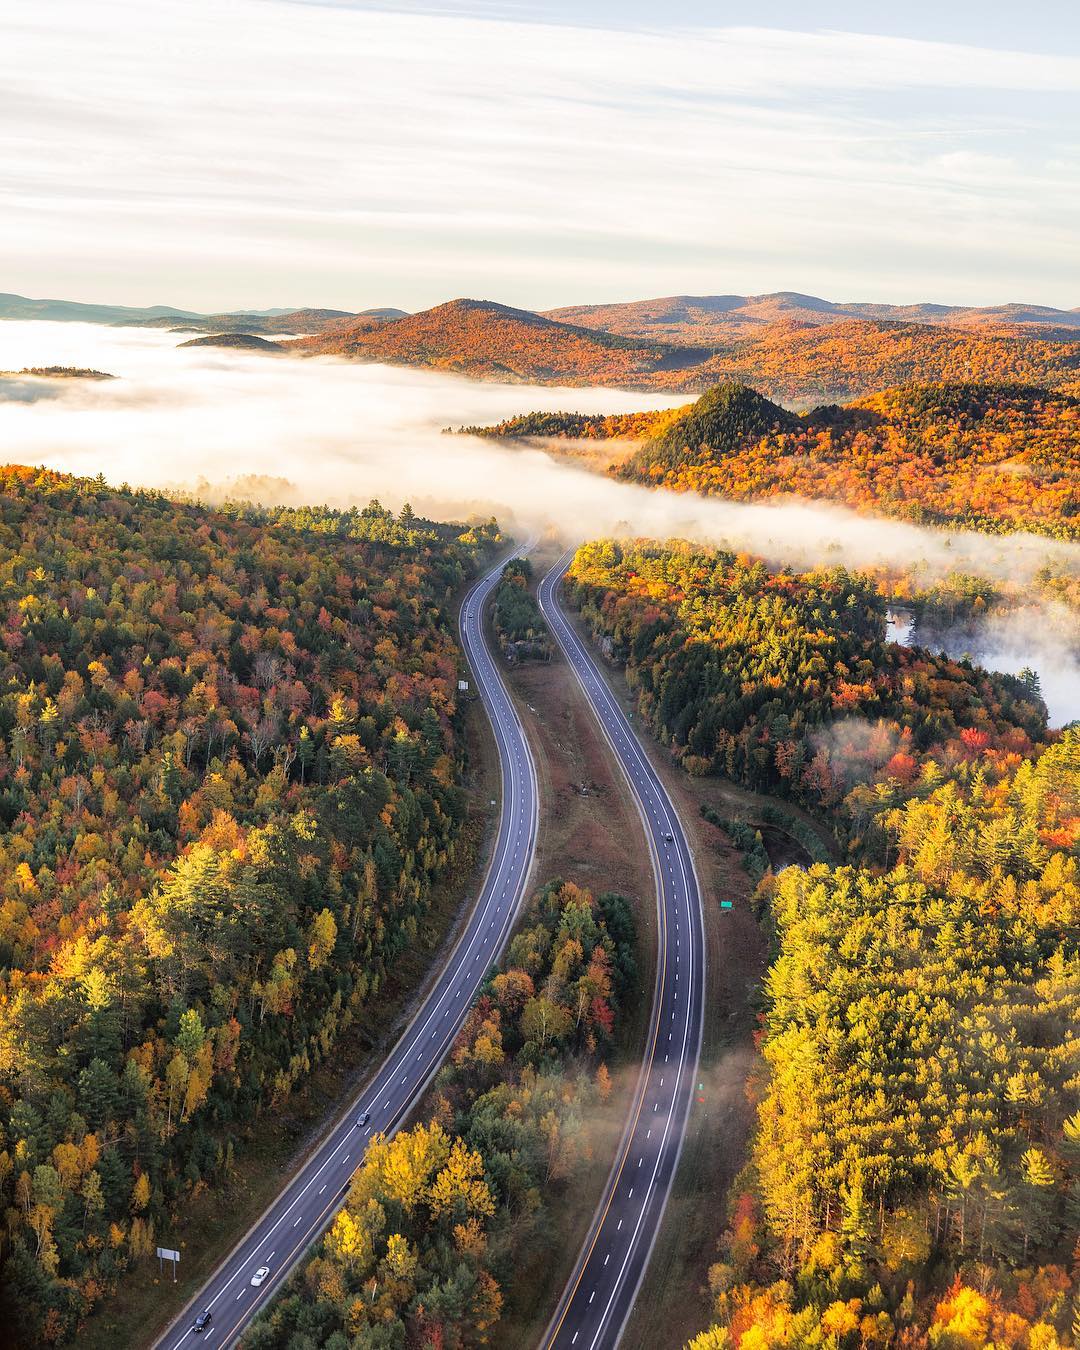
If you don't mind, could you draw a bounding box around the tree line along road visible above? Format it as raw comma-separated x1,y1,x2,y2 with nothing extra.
154,545,539,1350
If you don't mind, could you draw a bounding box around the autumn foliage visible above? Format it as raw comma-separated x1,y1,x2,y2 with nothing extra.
559,534,1078,1348
243,879,636,1348
0,468,501,1343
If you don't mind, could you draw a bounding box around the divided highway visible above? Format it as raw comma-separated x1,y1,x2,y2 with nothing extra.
538,551,706,1350
155,546,539,1350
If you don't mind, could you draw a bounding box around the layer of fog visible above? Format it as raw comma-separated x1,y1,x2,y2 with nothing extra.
2,320,1077,724
889,607,1079,727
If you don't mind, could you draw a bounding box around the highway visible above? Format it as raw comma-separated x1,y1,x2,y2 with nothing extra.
537,550,706,1350
154,546,539,1350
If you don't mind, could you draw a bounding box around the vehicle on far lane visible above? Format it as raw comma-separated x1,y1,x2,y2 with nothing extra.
250,1267,270,1287
356,1111,371,1127
192,1311,212,1333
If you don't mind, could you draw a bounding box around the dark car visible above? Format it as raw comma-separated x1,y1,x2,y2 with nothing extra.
356,1111,371,1128
192,1310,212,1333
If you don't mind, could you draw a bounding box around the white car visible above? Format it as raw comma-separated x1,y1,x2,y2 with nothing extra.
251,1266,270,1287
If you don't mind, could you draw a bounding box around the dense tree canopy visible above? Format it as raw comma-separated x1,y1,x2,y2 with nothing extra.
0,467,500,1343
622,382,1080,541
566,539,1045,837
559,534,1078,1347
243,879,635,1349
491,558,550,662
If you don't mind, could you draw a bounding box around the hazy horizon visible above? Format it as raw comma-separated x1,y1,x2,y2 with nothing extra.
4,280,1080,319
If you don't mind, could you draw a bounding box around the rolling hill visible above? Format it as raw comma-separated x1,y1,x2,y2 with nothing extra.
695,317,1080,404
177,332,284,351
296,298,1080,403
464,378,1080,539
624,379,1080,539
292,297,708,384
545,290,1080,344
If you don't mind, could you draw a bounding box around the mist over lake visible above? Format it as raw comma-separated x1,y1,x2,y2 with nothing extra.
2,319,1077,725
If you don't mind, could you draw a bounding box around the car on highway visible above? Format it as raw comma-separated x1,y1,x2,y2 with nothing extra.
192,1310,212,1333
663,832,674,842
250,1266,270,1287
356,1110,371,1127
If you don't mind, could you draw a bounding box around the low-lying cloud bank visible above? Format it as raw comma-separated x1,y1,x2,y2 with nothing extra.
2,320,1078,722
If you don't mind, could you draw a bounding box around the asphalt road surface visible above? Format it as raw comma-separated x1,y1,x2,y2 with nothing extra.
154,546,539,1350
537,551,706,1350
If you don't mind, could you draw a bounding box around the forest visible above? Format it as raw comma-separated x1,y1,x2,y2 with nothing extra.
466,380,1080,541
300,297,1080,402
0,467,500,1343
294,298,704,387
562,538,1079,1348
241,878,636,1349
622,381,1080,541
491,558,551,662
565,538,1047,835
692,320,1080,406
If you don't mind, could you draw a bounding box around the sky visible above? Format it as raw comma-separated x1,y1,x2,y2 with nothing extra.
3,0,1079,313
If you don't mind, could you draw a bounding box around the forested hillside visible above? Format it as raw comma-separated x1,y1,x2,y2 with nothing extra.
622,382,1080,540
297,296,1080,401
468,380,1080,540
242,879,635,1348
566,539,1046,827
0,468,500,1343
561,538,1079,1348
293,298,705,386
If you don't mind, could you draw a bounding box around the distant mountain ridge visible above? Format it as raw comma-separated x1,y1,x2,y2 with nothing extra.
544,291,1080,343
0,291,407,334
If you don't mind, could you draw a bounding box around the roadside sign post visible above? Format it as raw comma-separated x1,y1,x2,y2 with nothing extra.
157,1246,181,1282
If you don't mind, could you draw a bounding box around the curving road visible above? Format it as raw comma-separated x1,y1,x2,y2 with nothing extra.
154,546,539,1350
537,551,706,1350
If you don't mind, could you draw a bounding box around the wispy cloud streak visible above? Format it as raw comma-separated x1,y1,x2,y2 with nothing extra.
2,2,1078,308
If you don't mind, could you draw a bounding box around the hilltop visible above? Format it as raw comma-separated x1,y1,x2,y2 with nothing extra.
292,297,707,385
296,298,1080,402
177,331,284,351
463,379,1080,539
625,380,1080,538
